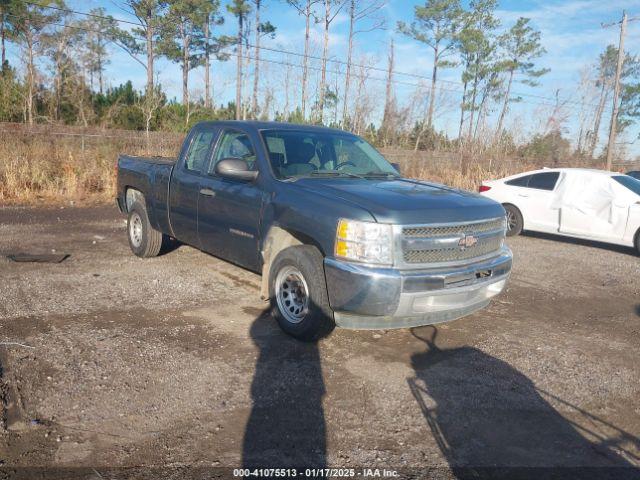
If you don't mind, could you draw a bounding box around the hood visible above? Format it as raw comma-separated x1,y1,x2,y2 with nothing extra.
291,177,505,224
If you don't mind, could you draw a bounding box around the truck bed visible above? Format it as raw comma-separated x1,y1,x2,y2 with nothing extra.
119,155,176,165
117,155,176,236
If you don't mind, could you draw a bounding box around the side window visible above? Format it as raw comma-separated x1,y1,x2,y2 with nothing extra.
184,130,215,173
528,172,560,191
210,130,257,174
505,175,532,187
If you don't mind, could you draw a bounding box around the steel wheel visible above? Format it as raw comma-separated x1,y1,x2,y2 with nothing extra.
129,212,143,248
275,266,310,324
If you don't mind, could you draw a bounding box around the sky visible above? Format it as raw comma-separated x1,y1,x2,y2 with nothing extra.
7,0,640,157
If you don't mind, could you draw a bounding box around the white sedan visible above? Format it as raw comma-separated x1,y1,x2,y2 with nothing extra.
479,168,640,253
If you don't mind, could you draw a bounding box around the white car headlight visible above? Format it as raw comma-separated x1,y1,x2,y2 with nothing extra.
335,219,393,266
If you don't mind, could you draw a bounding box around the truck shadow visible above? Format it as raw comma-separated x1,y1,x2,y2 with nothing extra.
242,307,327,468
408,327,640,475
522,231,637,256
158,237,182,256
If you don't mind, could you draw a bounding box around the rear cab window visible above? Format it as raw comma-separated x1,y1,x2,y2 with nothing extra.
184,130,216,174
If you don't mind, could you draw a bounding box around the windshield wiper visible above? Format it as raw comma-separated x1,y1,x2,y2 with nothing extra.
307,171,365,179
362,171,400,179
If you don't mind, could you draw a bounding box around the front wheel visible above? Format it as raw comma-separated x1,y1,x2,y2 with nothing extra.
269,245,335,341
504,204,523,237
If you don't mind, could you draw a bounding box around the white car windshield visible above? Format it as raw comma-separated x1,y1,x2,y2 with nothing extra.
613,175,640,196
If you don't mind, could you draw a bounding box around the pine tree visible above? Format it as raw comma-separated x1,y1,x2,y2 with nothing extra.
398,0,462,134
494,17,548,142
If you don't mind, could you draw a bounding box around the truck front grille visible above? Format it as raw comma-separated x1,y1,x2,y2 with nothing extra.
402,218,505,238
401,218,505,264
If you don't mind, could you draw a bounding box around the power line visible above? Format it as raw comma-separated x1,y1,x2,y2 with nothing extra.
7,10,579,109
24,1,141,26
602,11,640,168
20,0,603,110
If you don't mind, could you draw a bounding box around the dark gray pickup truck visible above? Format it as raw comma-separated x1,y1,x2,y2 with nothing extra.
117,121,512,340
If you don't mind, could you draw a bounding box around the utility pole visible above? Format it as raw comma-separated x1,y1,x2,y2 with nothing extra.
602,11,638,170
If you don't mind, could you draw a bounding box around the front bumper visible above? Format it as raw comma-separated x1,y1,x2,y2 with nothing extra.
324,247,512,330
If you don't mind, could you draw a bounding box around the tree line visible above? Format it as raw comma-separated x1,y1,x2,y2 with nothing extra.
0,0,639,163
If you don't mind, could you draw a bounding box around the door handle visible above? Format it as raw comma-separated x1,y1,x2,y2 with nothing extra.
199,188,216,197
518,193,529,198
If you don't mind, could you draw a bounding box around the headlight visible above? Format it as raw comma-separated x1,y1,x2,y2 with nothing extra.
334,219,393,265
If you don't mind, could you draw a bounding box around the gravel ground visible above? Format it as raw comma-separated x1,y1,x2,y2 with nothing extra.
0,205,639,478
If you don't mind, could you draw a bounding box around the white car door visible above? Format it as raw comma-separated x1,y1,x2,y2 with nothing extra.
558,174,632,241
507,171,561,233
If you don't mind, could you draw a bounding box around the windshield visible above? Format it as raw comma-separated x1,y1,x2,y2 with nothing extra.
613,175,640,196
261,129,400,180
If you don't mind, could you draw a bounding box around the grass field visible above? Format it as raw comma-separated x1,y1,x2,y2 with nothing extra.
0,125,615,205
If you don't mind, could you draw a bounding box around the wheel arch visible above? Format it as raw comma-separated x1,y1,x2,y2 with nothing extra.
259,225,326,300
124,187,147,212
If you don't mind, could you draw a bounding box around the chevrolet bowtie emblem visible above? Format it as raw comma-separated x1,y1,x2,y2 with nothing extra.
458,234,478,250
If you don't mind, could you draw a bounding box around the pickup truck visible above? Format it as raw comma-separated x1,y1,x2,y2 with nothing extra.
117,121,512,340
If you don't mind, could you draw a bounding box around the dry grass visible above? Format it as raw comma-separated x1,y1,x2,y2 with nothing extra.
0,132,181,205
402,158,538,191
0,130,606,206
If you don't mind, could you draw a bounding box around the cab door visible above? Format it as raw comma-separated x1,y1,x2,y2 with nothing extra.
168,126,219,247
197,128,264,271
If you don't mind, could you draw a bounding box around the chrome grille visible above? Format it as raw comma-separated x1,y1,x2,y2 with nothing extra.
401,218,505,264
403,236,503,263
402,218,505,238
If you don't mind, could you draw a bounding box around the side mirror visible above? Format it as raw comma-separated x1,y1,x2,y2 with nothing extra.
391,162,402,174
215,158,258,182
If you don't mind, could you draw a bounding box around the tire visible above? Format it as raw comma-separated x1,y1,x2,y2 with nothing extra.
635,229,640,256
504,204,523,237
127,200,164,258
269,245,334,341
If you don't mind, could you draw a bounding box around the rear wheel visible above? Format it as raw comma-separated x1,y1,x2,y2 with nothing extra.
504,204,523,237
269,245,334,341
127,201,164,258
635,229,640,256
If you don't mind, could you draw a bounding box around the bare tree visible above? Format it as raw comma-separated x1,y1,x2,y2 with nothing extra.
42,12,77,122
351,54,375,134
544,89,571,135
11,1,61,125
250,0,275,118
575,67,598,155
342,0,385,126
287,0,321,119
228,0,251,119
138,84,164,152
203,2,224,109
379,39,396,145
316,0,348,123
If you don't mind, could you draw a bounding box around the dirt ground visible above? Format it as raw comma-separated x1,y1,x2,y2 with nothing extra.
0,205,639,479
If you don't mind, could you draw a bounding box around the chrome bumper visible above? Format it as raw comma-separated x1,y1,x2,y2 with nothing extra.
324,246,512,330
